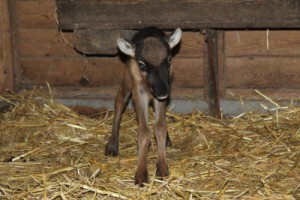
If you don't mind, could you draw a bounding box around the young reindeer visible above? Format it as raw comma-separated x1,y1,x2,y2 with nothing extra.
105,27,182,186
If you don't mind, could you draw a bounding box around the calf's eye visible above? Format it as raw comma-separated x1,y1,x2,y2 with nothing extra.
138,61,147,72
167,57,171,69
168,56,171,64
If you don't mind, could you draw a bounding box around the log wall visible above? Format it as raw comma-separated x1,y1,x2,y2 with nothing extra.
16,0,204,99
1,0,300,104
224,31,300,100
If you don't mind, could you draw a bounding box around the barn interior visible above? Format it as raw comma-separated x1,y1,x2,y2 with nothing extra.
0,0,299,199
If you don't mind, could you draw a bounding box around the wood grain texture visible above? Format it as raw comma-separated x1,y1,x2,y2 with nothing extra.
18,29,80,57
172,58,204,88
74,30,121,55
225,57,300,89
203,29,222,118
20,58,124,87
225,31,300,57
16,0,57,29
20,57,204,88
57,0,300,30
72,30,204,56
15,0,300,103
18,28,204,57
224,30,300,100
0,0,14,92
174,31,204,58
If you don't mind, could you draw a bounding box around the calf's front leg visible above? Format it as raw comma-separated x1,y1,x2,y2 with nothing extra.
154,99,169,178
132,85,151,186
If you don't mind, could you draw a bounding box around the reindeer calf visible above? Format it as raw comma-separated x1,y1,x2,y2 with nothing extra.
105,27,182,186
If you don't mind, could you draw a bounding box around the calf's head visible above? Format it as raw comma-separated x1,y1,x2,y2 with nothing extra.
117,27,182,100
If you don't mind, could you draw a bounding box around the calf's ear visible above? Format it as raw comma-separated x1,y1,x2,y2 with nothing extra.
117,38,135,57
167,28,182,49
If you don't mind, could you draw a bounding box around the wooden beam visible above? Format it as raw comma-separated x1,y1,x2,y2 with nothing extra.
19,57,204,88
0,0,14,93
205,29,221,119
73,30,136,55
56,0,300,30
74,30,120,55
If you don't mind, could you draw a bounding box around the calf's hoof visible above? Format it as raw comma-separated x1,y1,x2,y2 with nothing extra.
135,170,148,187
105,141,118,156
156,163,169,178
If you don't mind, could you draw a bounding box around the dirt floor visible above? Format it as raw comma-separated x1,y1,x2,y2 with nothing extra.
0,90,299,199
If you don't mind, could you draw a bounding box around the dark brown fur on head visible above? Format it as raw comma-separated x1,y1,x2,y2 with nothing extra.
141,38,167,66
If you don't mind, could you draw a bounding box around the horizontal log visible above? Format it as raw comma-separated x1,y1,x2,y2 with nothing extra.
20,58,124,87
73,30,136,55
18,28,204,57
18,29,79,57
20,57,204,88
56,0,300,30
225,31,300,57
73,29,204,55
172,58,204,88
225,57,300,89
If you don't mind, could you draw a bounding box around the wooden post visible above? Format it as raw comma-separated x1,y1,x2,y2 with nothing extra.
0,0,14,93
9,0,20,92
204,29,222,118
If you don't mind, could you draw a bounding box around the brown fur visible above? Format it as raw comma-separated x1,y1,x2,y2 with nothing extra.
141,38,167,66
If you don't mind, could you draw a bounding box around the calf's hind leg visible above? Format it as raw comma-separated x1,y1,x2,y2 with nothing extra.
105,72,132,156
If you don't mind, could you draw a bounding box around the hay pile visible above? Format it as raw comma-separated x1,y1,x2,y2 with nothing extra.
0,90,299,199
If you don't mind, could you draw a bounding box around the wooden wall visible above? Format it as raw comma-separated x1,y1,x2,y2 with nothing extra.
224,31,300,100
15,0,204,99
2,0,300,103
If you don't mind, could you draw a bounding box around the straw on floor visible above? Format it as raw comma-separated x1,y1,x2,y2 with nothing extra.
0,89,299,199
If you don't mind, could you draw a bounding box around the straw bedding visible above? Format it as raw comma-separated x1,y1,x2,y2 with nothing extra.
0,89,299,199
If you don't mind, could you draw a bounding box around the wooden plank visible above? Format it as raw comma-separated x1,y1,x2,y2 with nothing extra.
225,88,300,100
20,58,124,87
0,0,14,92
172,58,204,88
74,30,125,55
16,0,57,29
18,29,203,57
225,57,300,89
73,30,204,56
20,57,204,88
74,29,145,55
18,29,80,57
225,31,300,57
56,0,300,30
178,31,204,58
